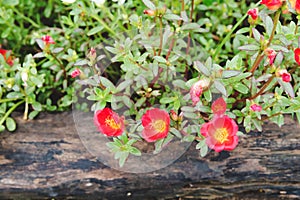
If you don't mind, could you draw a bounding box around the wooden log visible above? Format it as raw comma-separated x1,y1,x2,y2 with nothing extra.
0,112,299,199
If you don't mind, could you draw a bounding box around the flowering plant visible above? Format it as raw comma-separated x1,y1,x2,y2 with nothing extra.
71,0,300,168
1,0,300,170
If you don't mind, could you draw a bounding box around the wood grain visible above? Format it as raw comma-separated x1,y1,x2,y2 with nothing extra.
0,112,299,199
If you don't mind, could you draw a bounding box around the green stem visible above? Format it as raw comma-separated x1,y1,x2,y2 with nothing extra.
267,9,281,46
91,14,116,36
213,1,261,61
49,52,67,79
0,100,25,126
0,98,20,103
213,14,247,61
11,7,40,28
158,17,163,56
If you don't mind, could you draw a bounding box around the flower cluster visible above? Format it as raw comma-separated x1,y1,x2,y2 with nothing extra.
94,107,170,142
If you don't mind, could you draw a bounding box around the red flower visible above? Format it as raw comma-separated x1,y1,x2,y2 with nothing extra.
200,115,239,152
190,79,210,105
296,0,300,13
94,108,124,137
141,108,170,142
250,103,262,112
261,0,283,10
211,97,227,116
265,48,276,65
71,68,81,78
277,69,291,82
247,8,258,21
294,48,300,65
0,48,14,66
42,35,55,45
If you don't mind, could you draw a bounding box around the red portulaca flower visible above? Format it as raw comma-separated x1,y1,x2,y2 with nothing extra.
294,48,300,65
265,48,276,65
71,68,81,78
261,0,283,10
201,115,239,152
0,48,14,66
277,69,291,82
94,108,125,137
211,97,227,116
141,108,170,142
190,79,210,105
250,103,262,112
42,35,55,45
296,0,300,13
247,8,258,21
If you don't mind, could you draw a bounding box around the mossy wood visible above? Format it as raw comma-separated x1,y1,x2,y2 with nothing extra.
0,112,299,199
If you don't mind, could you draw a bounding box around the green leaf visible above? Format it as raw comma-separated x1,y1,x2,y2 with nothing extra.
28,110,39,119
196,139,206,150
170,128,182,139
164,13,182,21
6,92,24,99
153,56,167,63
3,0,19,6
142,0,156,10
122,95,133,108
181,23,200,30
0,125,5,132
278,79,295,98
200,144,208,157
233,83,249,94
160,97,175,104
6,117,16,132
203,89,212,102
118,152,129,167
194,61,210,76
32,102,42,111
265,15,273,37
129,147,141,156
214,80,227,96
182,135,195,142
87,26,103,36
117,80,133,92
238,44,260,51
252,28,261,42
222,70,241,78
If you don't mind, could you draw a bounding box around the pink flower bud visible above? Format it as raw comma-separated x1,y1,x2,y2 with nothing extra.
277,69,291,82
71,68,81,78
250,104,262,112
190,79,210,106
170,110,178,121
265,48,276,65
41,35,55,45
143,9,155,16
247,8,258,21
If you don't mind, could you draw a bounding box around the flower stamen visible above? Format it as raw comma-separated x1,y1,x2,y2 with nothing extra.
105,117,121,130
214,128,229,144
151,120,166,133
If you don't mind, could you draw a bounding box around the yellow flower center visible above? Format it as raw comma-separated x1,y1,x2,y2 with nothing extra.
151,120,166,133
105,117,121,130
214,128,229,144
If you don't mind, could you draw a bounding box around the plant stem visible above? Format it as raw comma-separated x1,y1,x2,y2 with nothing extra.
0,100,25,126
213,13,247,61
249,51,264,73
213,1,261,61
49,52,67,79
158,17,163,56
24,98,29,120
11,7,40,28
267,9,281,47
91,14,116,36
0,98,20,103
249,75,275,100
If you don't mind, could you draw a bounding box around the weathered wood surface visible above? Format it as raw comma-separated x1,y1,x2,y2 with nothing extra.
0,112,299,199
